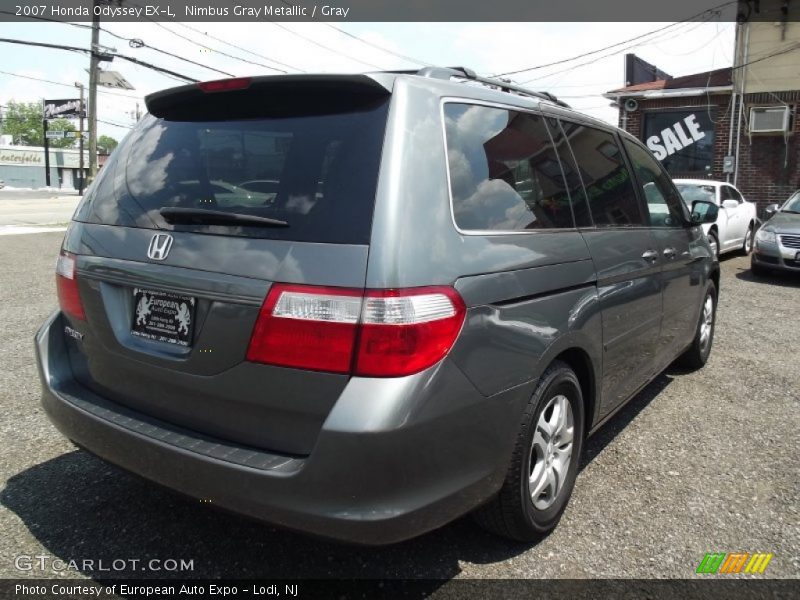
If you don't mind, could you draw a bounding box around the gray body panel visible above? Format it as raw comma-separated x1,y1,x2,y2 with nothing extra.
36,71,718,543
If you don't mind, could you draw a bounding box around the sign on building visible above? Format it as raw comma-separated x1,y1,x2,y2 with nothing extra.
43,99,86,120
644,111,715,175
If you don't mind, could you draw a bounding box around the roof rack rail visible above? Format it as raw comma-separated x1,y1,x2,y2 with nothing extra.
415,66,570,108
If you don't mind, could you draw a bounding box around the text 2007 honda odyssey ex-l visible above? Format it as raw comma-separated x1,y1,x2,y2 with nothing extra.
36,68,720,543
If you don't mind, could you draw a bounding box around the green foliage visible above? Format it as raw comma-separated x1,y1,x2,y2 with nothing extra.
97,135,118,154
0,100,78,149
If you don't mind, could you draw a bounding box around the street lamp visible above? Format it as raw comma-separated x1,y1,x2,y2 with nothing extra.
74,82,85,195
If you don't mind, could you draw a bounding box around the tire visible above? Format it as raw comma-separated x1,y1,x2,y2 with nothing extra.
707,231,720,260
740,224,754,255
473,360,585,541
676,281,717,370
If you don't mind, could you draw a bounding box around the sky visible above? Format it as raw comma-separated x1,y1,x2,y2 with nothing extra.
0,20,735,144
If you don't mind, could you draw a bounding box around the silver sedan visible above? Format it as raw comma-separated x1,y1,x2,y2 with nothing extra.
752,190,800,275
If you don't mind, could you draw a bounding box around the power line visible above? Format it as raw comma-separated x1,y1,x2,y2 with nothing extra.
731,41,800,70
0,69,143,100
98,117,132,129
0,104,133,128
320,23,433,67
144,19,291,74
268,22,386,70
115,2,296,75
0,37,198,83
518,16,715,85
278,0,432,67
95,26,235,78
171,21,302,73
0,9,232,78
494,1,735,78
113,53,198,83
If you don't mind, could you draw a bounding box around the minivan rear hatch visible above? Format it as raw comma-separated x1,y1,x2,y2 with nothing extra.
64,76,391,456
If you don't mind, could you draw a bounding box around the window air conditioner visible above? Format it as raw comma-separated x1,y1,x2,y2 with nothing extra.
749,106,791,134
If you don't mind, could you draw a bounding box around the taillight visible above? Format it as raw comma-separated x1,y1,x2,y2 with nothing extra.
55,250,85,320
246,284,466,377
197,77,252,93
355,288,466,377
246,285,362,373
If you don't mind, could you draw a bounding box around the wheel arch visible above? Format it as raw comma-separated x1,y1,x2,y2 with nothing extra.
551,347,596,436
709,265,720,298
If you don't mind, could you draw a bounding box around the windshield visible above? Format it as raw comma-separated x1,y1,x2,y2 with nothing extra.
75,97,389,244
675,184,716,206
781,191,800,213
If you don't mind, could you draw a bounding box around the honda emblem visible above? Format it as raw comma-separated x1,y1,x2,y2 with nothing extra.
147,233,173,261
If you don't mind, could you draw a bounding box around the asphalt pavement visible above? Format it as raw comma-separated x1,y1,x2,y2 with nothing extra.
0,189,80,229
0,232,797,581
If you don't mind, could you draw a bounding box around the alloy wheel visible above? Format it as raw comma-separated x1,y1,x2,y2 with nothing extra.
529,394,574,510
699,294,714,351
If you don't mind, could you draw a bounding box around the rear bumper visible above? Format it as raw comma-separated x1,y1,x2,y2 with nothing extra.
36,310,528,544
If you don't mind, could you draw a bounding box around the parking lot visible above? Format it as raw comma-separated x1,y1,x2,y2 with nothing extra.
0,231,797,580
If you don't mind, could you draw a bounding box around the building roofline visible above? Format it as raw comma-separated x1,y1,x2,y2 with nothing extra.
602,85,733,100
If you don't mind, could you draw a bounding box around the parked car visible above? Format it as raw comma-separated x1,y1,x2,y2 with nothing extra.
169,179,272,208
674,179,758,258
35,68,720,544
237,179,279,195
751,190,800,275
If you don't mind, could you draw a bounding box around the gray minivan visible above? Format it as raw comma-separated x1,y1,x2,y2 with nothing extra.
35,67,719,544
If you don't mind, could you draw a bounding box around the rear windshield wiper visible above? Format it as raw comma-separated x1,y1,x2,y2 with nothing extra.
159,207,289,228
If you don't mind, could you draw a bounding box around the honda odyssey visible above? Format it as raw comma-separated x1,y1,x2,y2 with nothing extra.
36,67,720,543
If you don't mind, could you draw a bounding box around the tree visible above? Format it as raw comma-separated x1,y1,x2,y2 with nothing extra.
97,135,118,154
0,100,78,149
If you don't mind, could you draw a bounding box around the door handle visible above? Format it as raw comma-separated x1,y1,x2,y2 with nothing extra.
663,247,677,259
642,249,659,262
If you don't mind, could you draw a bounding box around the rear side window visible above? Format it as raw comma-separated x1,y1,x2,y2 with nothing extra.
75,94,389,244
549,118,593,227
564,124,643,227
443,103,575,232
722,185,742,203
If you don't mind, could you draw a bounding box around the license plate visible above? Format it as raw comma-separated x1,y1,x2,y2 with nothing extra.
131,288,195,347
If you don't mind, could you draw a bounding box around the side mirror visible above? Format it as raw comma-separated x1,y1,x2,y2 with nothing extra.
721,199,739,210
691,200,719,224
764,203,779,217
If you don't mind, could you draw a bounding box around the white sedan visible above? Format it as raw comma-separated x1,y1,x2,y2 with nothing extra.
674,179,758,258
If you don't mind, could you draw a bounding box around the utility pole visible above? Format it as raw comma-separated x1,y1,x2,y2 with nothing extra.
87,0,100,184
42,117,51,187
75,82,86,195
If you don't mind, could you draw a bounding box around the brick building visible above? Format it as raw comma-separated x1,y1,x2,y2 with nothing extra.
605,10,800,215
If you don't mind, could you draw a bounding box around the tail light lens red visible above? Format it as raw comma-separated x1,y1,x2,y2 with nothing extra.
55,250,85,320
246,284,466,377
197,77,252,93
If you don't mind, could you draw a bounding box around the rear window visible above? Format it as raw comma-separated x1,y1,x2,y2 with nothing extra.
676,184,716,205
75,95,389,244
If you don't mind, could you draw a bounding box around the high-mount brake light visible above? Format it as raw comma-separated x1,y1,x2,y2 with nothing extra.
246,284,466,377
55,250,85,320
197,77,252,93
